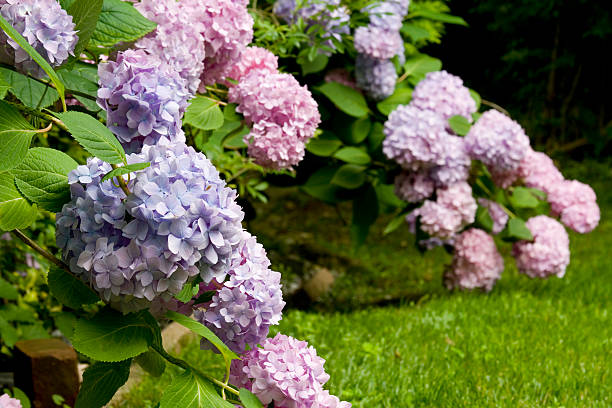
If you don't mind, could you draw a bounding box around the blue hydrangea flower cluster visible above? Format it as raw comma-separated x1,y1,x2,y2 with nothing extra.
97,49,190,153
354,0,410,100
273,0,350,54
56,143,244,312
0,0,78,78
195,232,285,353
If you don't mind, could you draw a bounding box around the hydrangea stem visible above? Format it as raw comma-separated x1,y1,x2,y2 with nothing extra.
110,164,132,196
151,343,241,397
8,101,68,132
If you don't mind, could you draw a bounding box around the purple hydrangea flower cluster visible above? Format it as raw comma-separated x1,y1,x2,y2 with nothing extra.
228,66,320,169
547,180,600,234
0,0,77,78
0,393,21,408
97,49,190,153
194,232,285,353
134,0,206,94
354,0,410,100
355,54,398,101
411,71,477,122
430,135,471,187
230,333,351,408
56,143,244,312
465,109,531,174
225,46,278,84
444,228,504,291
513,216,570,279
394,171,435,203
181,0,253,88
273,0,350,54
478,198,509,235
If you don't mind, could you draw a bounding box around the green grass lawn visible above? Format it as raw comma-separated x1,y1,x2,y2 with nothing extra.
117,160,612,407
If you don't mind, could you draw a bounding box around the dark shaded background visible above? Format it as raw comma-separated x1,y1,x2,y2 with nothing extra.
426,0,611,157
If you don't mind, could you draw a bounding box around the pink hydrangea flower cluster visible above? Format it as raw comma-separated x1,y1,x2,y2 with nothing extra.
547,180,600,234
394,171,435,203
477,198,509,235
228,49,320,169
411,70,477,122
0,394,21,408
230,333,351,408
225,46,278,84
354,26,403,60
513,216,570,278
444,228,504,291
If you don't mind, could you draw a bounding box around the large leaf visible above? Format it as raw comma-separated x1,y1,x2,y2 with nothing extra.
89,0,157,47
448,115,471,136
306,132,343,157
0,276,19,300
13,148,78,212
331,164,367,189
401,23,432,43
0,74,10,99
300,53,328,76
57,111,126,164
57,67,101,112
47,266,98,310
411,10,468,26
377,88,413,116
475,205,494,232
0,316,18,347
75,360,131,408
239,389,264,408
0,172,37,231
134,350,166,378
0,15,66,109
100,162,150,183
0,68,59,109
72,309,153,362
184,97,225,131
503,218,534,242
68,0,104,57
509,187,540,209
301,166,346,204
333,147,371,165
317,82,369,118
159,370,233,408
0,100,35,172
402,55,442,80
347,117,371,145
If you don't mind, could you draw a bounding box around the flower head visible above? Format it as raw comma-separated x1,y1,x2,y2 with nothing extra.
411,71,477,122
478,198,509,235
355,54,397,101
394,171,435,203
547,180,599,233
518,150,564,193
225,46,278,84
365,0,411,31
354,26,403,60
0,393,22,408
430,135,471,187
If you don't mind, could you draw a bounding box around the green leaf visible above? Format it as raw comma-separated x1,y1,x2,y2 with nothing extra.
383,213,406,235
47,266,98,310
301,166,345,204
300,53,328,75
57,67,101,112
411,10,468,26
377,88,413,116
100,162,150,183
10,388,30,408
469,89,481,110
0,276,19,300
0,15,66,110
0,68,59,109
57,111,126,164
448,115,471,136
306,132,343,157
12,148,78,212
75,360,131,408
174,278,199,303
0,316,18,347
239,389,264,408
475,206,494,232
20,323,51,340
367,122,385,152
223,126,249,149
159,370,233,408
505,218,534,241
509,187,540,209
165,311,238,368
375,184,405,209
0,172,37,231
317,82,369,118
185,97,225,131
1,304,36,322
0,74,10,99
134,350,166,378
53,311,77,340
331,164,367,189
351,184,379,247
348,117,372,144
89,0,157,47
402,55,442,80
0,100,35,172
68,0,104,57
333,147,371,165
72,309,153,362
401,23,432,43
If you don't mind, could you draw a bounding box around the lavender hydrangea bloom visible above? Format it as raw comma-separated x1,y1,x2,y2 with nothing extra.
465,110,531,173
394,171,435,203
365,1,410,31
355,54,397,101
382,105,449,170
56,143,244,312
437,182,477,228
0,393,21,408
230,333,351,407
354,26,403,60
181,0,253,88
444,228,504,291
478,198,509,235
97,50,190,153
0,0,77,78
411,71,477,122
414,201,462,239
195,232,285,353
547,180,600,233
135,0,206,94
513,216,570,279
518,150,564,193
430,135,471,187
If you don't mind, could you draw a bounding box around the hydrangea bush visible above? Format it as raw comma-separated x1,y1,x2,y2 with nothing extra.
0,0,600,406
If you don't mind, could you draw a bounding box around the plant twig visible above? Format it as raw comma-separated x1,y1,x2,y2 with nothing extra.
481,99,510,116
111,164,131,196
8,101,69,132
12,229,69,272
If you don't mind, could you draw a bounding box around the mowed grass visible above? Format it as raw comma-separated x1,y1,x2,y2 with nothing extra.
118,160,612,407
